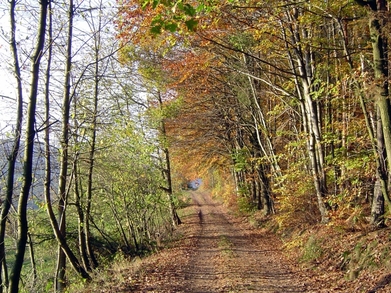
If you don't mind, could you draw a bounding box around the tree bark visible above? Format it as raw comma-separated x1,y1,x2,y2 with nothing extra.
283,9,329,223
8,1,49,292
27,233,37,285
371,108,387,227
56,0,74,290
355,0,391,210
369,12,391,199
83,1,104,268
42,1,88,288
259,165,274,215
157,92,181,226
0,1,24,290
335,15,390,224
73,160,91,271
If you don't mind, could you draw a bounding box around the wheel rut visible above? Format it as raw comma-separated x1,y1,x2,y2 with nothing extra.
182,191,307,293
115,190,314,293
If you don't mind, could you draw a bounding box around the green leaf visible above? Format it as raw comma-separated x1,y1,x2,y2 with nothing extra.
151,15,163,25
152,0,160,9
176,2,184,11
150,25,162,34
164,22,178,32
196,3,205,12
141,0,150,9
185,18,198,31
183,3,196,16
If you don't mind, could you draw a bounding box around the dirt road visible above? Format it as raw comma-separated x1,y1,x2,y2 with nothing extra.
122,190,315,292
81,190,391,292
180,191,307,293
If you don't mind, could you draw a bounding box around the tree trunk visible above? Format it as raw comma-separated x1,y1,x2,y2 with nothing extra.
371,108,387,227
336,14,390,224
282,8,329,223
164,146,182,226
42,2,87,288
302,86,329,223
355,0,391,210
8,2,49,292
157,92,181,226
243,53,282,178
27,233,37,285
83,2,103,268
45,155,91,284
73,160,91,271
45,167,91,286
369,14,391,201
0,1,24,290
56,0,74,290
259,165,274,215
372,175,386,227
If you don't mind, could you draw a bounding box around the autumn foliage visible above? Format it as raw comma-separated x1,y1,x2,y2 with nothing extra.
116,0,391,233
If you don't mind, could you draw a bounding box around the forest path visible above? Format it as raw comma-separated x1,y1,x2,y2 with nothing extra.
81,190,391,293
181,190,306,293
114,190,324,292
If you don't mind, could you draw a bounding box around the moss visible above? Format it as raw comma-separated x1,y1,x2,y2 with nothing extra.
300,235,324,263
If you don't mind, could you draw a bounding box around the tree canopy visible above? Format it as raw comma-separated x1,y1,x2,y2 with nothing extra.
0,0,391,291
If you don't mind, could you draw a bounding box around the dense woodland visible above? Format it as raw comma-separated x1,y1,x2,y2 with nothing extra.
0,0,390,292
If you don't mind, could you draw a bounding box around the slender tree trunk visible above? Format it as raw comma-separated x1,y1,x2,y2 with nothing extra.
43,0,53,233
45,152,90,284
259,164,274,215
282,9,329,223
157,92,181,226
354,0,391,207
336,15,390,221
164,147,182,226
125,212,139,251
0,1,24,290
8,1,49,292
305,73,328,221
243,53,281,178
297,58,329,223
109,203,131,250
372,108,386,227
42,2,87,288
369,11,391,192
45,167,91,286
255,178,262,210
27,233,37,285
56,0,74,290
45,197,91,282
73,160,90,271
83,3,103,268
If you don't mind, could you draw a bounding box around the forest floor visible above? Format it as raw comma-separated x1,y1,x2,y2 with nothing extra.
80,190,391,293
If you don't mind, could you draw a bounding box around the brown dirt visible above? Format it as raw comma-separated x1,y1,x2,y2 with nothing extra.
104,190,316,292
88,190,391,293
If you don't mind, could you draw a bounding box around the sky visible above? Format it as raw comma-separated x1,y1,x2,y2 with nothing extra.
0,4,19,135
0,0,121,137
0,0,129,141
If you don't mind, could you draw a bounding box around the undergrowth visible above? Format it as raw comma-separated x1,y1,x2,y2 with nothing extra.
300,235,324,263
276,218,391,289
239,187,391,289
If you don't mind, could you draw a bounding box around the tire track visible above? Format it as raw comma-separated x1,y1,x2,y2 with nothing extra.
183,191,307,293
